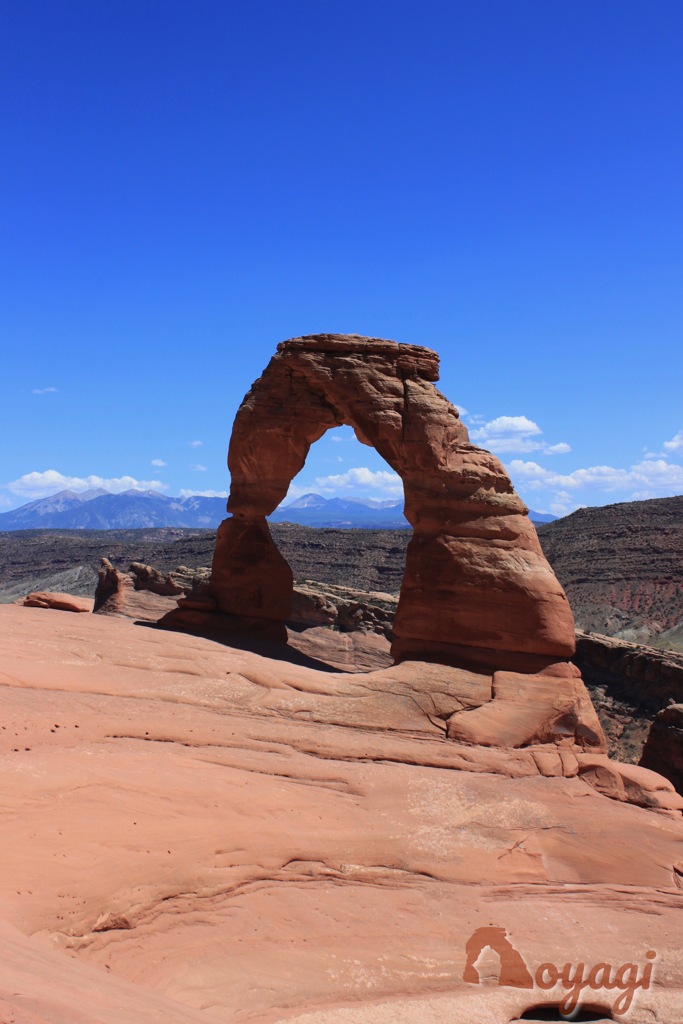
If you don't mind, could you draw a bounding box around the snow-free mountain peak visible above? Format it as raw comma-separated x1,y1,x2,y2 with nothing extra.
0,488,555,530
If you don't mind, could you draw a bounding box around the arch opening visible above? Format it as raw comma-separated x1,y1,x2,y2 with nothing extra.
269,426,408,583
261,427,409,647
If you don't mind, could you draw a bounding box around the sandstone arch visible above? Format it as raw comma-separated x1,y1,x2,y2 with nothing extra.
209,334,576,672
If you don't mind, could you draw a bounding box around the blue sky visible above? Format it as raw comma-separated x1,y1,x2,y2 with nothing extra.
1,0,681,517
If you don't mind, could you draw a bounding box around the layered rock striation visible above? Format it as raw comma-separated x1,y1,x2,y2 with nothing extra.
537,494,683,647
574,631,683,763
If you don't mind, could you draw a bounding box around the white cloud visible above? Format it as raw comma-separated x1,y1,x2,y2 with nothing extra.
546,442,571,455
179,489,229,499
285,425,683,514
0,493,12,507
32,387,58,394
191,463,208,472
663,429,683,453
151,458,167,467
472,415,542,440
509,457,683,498
483,436,562,454
314,466,403,496
7,470,168,500
188,440,203,448
470,415,570,455
453,403,468,417
328,428,354,443
503,439,683,516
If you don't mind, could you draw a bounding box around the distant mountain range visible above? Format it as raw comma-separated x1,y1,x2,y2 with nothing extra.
0,489,228,531
269,493,409,528
0,488,557,531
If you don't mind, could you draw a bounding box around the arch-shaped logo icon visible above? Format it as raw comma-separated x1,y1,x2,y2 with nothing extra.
463,926,534,988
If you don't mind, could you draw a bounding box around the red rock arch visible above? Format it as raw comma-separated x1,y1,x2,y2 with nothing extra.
211,334,575,671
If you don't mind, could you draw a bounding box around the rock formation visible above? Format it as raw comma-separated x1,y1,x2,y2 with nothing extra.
573,630,683,762
289,580,397,637
156,334,617,757
641,704,683,795
17,590,93,613
94,558,212,621
125,554,683,765
189,334,576,674
575,630,683,706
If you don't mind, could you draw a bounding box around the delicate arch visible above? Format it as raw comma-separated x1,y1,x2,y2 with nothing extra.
210,334,575,671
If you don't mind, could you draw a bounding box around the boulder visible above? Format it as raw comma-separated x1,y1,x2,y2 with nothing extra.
288,581,398,636
93,558,181,622
447,666,604,750
578,752,683,811
18,591,93,613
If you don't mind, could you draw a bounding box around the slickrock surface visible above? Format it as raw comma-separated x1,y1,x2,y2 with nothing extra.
1,603,683,1023
76,556,683,769
204,334,575,672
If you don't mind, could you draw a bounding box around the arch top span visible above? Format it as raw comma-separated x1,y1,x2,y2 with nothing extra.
275,333,441,379
211,333,576,672
226,334,453,520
